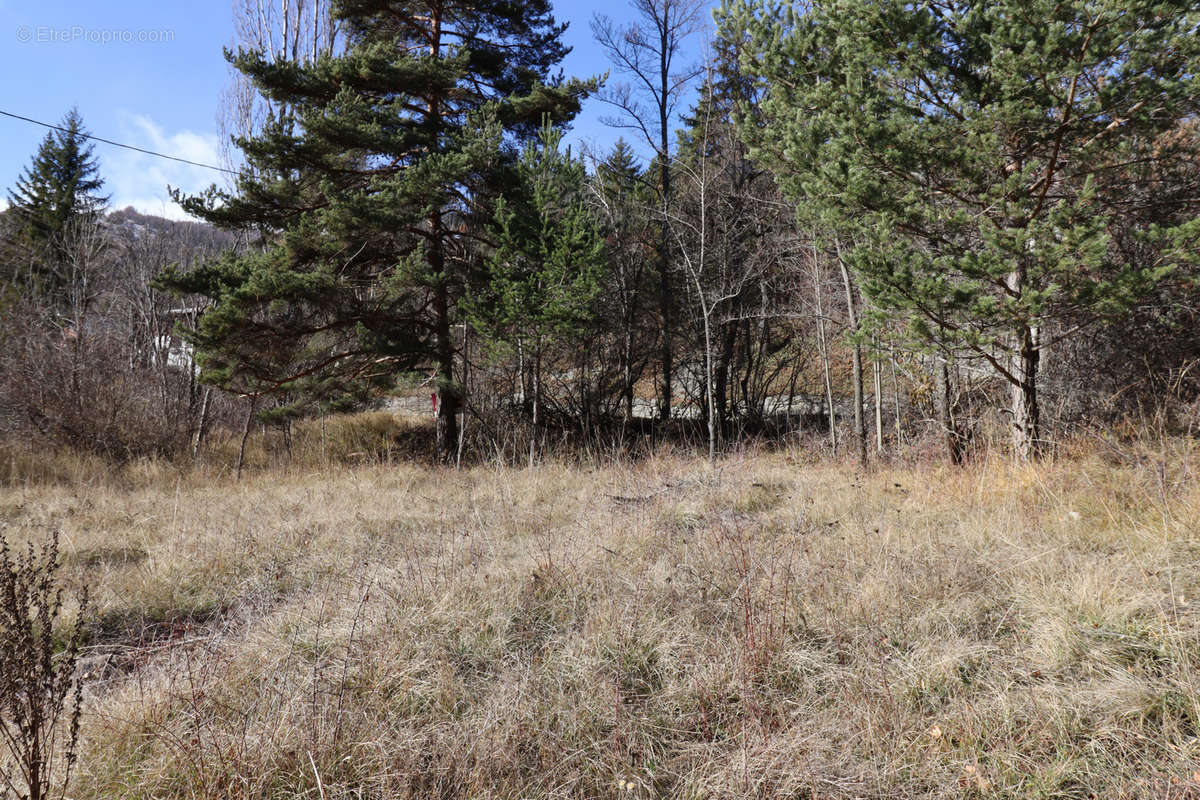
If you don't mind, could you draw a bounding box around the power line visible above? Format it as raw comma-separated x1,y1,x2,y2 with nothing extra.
0,108,241,176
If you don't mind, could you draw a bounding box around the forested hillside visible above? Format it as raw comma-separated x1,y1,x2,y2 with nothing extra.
4,0,1198,468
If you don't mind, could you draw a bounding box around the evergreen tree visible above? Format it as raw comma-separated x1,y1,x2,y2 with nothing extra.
162,0,592,460
595,139,645,206
468,119,606,463
720,0,1200,459
6,108,107,290
591,139,654,420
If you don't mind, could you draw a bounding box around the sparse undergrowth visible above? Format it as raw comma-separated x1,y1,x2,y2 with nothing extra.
2,429,1200,798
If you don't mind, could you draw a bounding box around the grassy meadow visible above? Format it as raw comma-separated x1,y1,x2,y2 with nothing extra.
2,415,1200,798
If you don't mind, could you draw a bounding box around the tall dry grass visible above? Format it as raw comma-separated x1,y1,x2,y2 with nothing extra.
1,419,1199,798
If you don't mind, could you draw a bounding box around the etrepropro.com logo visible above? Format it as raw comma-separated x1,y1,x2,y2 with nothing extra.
16,26,175,44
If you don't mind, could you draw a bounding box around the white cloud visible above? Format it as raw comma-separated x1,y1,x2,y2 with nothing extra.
101,112,225,221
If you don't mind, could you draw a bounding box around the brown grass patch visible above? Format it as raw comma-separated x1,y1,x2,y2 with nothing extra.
3,430,1200,798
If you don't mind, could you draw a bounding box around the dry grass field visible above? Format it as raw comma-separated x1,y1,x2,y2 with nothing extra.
2,416,1200,799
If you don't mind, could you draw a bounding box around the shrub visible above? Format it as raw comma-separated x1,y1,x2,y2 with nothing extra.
0,531,88,800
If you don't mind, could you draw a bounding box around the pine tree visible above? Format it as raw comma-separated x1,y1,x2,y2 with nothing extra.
6,108,107,290
591,139,654,421
162,0,592,460
595,140,645,206
468,119,606,464
720,0,1200,459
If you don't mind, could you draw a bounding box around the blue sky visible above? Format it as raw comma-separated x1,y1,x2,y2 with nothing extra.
0,0,715,220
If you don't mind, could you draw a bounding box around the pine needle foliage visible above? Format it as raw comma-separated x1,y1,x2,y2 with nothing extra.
718,0,1200,457
160,0,593,459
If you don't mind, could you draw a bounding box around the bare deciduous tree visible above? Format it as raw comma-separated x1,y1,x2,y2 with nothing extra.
219,0,340,173
671,63,785,460
592,0,705,421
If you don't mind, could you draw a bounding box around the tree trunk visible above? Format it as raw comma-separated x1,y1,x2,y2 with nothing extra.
936,360,963,465
622,323,635,423
700,299,716,464
517,337,527,410
740,317,754,418
1012,324,1041,460
835,244,866,465
753,283,769,415
529,345,540,469
818,328,836,452
850,336,865,462
191,386,212,459
236,395,258,482
433,280,459,462
873,343,883,453
810,247,836,452
457,322,468,468
427,10,458,464
578,347,590,437
1006,255,1041,460
714,323,735,435
657,22,672,422
658,215,672,421
890,353,902,447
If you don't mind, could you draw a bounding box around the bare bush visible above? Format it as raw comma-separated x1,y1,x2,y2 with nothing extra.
0,211,241,460
0,531,88,800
